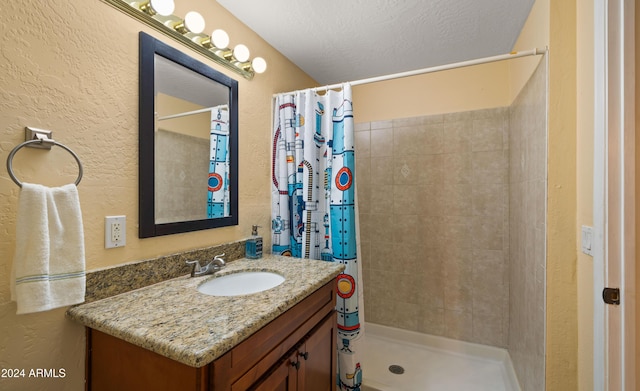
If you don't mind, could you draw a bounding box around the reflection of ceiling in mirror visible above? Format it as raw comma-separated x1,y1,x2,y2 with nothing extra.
155,54,229,107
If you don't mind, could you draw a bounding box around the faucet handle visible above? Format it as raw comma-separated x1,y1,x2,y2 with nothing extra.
186,260,202,276
213,253,226,266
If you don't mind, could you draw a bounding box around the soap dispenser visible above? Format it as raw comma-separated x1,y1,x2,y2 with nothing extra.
245,225,263,259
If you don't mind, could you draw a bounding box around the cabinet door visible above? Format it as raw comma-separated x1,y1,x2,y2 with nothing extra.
298,312,337,391
249,352,298,391
88,329,207,391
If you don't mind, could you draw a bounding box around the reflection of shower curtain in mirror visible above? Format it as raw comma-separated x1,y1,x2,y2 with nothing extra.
208,105,230,218
271,84,364,391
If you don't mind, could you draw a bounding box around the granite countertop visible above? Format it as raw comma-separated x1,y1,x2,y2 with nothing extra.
66,255,344,368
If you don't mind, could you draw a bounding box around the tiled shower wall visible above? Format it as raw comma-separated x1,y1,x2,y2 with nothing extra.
155,129,209,223
508,60,547,391
355,108,510,347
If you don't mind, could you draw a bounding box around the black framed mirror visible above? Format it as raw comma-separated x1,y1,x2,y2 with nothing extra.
139,32,238,238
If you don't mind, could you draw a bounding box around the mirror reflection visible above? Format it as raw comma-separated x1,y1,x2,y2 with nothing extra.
139,32,238,238
155,55,231,223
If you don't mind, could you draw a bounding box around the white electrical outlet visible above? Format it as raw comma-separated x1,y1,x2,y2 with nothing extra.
105,215,126,249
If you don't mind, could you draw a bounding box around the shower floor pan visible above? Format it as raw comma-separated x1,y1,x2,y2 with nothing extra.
361,323,521,391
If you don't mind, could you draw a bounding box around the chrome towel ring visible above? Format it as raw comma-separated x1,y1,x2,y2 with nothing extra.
6,139,83,187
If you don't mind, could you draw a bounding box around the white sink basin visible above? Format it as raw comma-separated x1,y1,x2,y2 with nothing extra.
197,271,285,296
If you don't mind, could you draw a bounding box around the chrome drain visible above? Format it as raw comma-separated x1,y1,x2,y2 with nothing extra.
388,364,405,375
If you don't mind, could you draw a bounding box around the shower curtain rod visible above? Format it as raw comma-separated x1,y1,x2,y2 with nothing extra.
274,47,547,96
157,105,227,121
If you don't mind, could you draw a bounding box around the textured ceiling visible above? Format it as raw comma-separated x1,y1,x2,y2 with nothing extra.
217,0,535,85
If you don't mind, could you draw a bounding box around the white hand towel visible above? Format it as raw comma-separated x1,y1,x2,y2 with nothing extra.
10,183,86,314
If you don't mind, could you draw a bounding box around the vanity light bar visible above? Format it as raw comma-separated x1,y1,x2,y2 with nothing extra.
102,0,267,79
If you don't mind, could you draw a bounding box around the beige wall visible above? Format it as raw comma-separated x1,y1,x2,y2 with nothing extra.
0,1,315,390
353,62,510,124
636,0,640,383
546,0,578,389
576,0,595,389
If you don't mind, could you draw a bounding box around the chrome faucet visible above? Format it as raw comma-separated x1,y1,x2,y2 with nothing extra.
186,253,226,277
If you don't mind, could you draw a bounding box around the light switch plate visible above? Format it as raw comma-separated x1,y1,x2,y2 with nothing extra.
581,225,593,256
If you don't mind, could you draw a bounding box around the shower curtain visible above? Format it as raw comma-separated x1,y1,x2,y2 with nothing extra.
271,84,363,390
208,105,229,218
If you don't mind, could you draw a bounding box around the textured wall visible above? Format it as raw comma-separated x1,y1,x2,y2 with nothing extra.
0,1,315,390
576,0,594,388
357,107,510,348
545,1,578,389
508,58,547,391
637,0,640,383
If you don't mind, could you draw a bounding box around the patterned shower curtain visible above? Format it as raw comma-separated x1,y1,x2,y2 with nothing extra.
208,105,230,218
271,84,363,390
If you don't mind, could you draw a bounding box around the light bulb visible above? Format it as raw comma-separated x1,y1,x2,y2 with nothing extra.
183,11,205,34
139,0,174,16
233,44,250,63
251,57,267,74
211,29,229,49
149,0,174,16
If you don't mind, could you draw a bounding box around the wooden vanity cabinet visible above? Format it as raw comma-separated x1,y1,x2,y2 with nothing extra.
250,350,299,391
249,311,336,391
86,280,337,391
